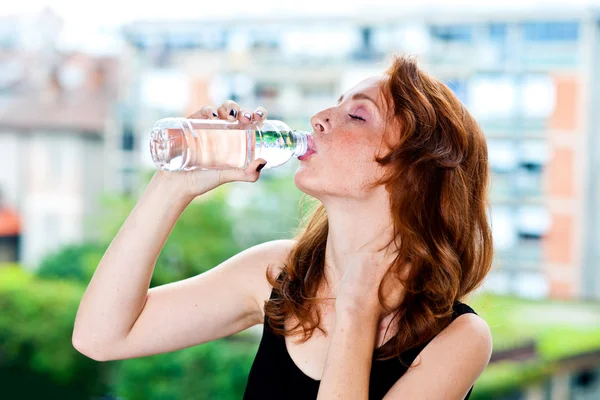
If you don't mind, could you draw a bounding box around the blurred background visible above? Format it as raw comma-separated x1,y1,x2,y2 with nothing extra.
0,0,599,399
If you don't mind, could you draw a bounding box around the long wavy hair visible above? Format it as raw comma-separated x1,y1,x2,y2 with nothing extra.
264,55,494,362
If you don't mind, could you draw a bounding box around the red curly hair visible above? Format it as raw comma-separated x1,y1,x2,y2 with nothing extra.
264,55,494,361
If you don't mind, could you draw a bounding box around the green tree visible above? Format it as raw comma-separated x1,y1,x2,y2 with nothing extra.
0,266,109,399
24,168,306,399
111,335,258,400
36,243,106,284
88,170,304,285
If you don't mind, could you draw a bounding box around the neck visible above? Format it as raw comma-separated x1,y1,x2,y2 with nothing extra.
321,188,394,291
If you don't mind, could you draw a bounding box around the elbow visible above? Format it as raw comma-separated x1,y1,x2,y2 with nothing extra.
72,333,112,362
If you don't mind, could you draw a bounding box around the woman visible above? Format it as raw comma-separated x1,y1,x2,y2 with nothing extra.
73,55,494,399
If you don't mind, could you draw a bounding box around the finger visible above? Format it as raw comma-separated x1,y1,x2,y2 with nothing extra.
188,106,218,119
217,100,241,121
411,355,421,367
253,107,267,122
220,158,267,184
240,109,253,124
249,158,268,174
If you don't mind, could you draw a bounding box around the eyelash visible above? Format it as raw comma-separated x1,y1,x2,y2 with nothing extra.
348,114,365,122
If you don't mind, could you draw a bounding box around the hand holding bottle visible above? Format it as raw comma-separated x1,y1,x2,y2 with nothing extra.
153,100,269,200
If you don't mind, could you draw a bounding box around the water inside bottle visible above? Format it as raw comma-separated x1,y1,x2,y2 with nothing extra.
149,117,304,171
150,126,250,171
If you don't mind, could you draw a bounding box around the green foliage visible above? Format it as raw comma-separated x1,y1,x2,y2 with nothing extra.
15,169,304,399
112,335,259,400
472,293,600,356
470,293,600,398
36,243,107,283
471,360,557,399
0,264,261,400
17,159,600,400
0,266,108,399
87,171,304,287
538,326,600,361
154,188,244,285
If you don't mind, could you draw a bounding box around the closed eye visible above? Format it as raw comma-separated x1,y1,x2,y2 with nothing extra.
349,114,365,121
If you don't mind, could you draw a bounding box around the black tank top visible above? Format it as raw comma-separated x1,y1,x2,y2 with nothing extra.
243,286,478,399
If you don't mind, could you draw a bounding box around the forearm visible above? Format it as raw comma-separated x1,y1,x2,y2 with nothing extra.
317,309,379,400
73,172,193,349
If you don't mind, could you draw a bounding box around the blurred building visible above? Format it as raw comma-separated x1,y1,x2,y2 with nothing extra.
410,11,600,303
0,187,21,263
0,10,124,268
120,6,600,302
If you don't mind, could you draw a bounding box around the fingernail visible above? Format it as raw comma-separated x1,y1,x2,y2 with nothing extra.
256,110,264,118
229,109,238,118
243,112,252,120
256,162,266,172
212,111,218,118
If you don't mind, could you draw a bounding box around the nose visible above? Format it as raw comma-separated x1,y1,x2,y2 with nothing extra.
310,111,331,134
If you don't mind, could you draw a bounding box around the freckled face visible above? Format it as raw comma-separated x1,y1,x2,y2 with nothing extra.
294,77,392,200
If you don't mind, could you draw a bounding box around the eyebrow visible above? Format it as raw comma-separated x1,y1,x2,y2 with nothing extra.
337,93,380,111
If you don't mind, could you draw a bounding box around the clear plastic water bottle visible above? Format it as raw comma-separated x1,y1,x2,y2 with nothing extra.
149,118,314,171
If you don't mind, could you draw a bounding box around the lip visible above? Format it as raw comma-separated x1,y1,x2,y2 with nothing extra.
298,149,316,161
307,135,317,153
298,135,317,161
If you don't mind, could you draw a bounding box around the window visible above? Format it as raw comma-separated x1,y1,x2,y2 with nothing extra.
250,28,280,50
430,24,473,42
488,139,519,173
122,123,135,152
515,166,544,199
516,205,551,239
570,368,600,398
467,74,517,120
522,21,579,42
521,75,556,119
516,140,549,199
489,23,508,42
282,27,360,58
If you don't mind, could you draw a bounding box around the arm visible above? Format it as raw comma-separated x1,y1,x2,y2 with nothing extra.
317,312,492,400
72,170,288,361
72,172,193,358
73,102,277,361
317,308,378,400
383,314,492,399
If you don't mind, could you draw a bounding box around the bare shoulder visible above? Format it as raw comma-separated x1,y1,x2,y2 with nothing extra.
455,313,491,353
384,312,493,398
245,239,296,321
438,312,492,355
417,312,493,369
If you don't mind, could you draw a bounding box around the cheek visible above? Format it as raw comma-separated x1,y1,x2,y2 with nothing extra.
325,148,381,189
330,135,379,168
313,130,385,191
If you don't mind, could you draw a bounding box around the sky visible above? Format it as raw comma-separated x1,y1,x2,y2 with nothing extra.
1,0,599,28
1,0,598,55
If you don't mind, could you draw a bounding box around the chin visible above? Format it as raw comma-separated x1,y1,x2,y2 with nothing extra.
293,167,322,198
294,173,349,202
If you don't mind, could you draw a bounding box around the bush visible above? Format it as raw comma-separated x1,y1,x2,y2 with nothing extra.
16,169,303,399
88,174,303,287
111,334,259,400
36,243,107,284
0,266,109,399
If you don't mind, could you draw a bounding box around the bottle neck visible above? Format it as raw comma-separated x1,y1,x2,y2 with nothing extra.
291,130,310,156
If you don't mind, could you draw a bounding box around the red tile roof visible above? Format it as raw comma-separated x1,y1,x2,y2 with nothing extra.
0,208,20,236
